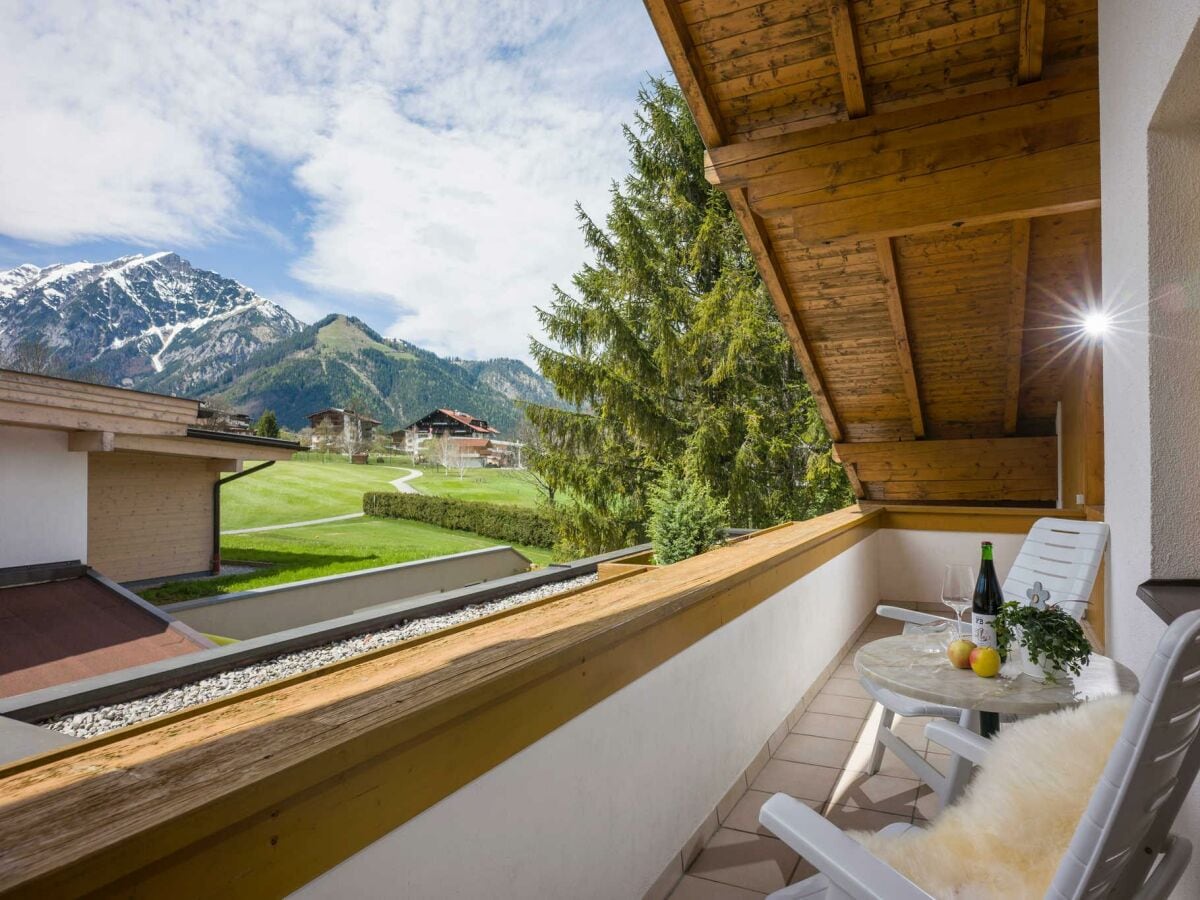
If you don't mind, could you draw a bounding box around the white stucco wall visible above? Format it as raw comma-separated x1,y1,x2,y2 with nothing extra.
875,529,1024,607
0,425,88,569
1100,2,1200,894
292,533,880,900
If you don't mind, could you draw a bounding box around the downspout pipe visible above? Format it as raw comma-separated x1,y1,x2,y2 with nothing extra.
211,461,275,574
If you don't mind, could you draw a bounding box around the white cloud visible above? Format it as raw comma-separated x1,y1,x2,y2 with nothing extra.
0,0,668,358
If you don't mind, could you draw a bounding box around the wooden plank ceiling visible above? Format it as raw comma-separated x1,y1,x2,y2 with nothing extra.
645,0,1100,504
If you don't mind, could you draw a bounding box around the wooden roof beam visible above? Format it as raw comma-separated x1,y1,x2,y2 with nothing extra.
727,188,843,442
1003,219,1032,433
703,68,1099,244
1018,0,1047,84
827,0,868,118
876,238,924,438
642,0,725,147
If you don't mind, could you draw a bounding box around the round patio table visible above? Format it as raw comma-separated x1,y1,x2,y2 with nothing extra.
855,632,1139,737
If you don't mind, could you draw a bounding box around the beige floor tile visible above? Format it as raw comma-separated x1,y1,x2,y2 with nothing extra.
889,720,929,752
823,802,913,833
820,677,871,700
687,828,799,894
722,789,820,836
923,751,950,777
828,771,920,817
792,711,864,741
668,874,765,900
913,785,941,821
775,733,854,769
789,857,820,885
807,694,872,719
845,747,923,780
832,663,857,680
751,759,840,804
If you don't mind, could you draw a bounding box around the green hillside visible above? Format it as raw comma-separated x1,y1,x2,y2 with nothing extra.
194,314,534,433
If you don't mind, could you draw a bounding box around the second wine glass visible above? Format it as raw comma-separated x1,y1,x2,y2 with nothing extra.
941,563,975,633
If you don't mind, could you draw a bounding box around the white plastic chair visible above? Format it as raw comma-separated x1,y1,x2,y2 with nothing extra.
758,608,1200,900
862,517,1110,804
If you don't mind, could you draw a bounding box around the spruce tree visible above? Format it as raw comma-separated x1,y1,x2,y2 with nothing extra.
526,79,851,555
254,409,280,438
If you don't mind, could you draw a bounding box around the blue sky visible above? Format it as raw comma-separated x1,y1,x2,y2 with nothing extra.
0,1,670,360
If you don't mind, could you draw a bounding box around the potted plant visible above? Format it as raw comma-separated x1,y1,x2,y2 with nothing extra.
995,594,1092,683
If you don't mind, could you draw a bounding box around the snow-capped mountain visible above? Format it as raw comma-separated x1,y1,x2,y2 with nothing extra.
0,252,303,393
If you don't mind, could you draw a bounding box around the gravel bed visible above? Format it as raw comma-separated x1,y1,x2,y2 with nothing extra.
43,573,598,740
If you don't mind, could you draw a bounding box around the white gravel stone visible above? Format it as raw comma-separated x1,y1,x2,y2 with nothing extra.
43,574,598,740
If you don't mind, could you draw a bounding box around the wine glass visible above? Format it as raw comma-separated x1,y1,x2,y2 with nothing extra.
941,564,975,634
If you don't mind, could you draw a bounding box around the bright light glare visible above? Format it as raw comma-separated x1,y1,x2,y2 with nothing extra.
1082,311,1112,338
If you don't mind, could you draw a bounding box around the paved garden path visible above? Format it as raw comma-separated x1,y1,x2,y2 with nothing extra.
221,468,424,535
389,468,423,494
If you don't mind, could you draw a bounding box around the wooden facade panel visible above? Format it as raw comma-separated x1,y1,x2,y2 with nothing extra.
837,436,1057,501
88,453,216,582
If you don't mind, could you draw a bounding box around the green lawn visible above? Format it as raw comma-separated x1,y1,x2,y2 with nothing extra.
408,465,547,507
221,457,408,530
140,517,555,605
222,457,548,531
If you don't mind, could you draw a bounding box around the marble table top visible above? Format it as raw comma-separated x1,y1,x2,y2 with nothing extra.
855,634,1140,716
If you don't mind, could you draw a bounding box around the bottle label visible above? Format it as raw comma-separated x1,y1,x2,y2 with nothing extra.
972,613,997,649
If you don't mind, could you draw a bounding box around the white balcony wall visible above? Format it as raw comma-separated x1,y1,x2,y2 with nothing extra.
292,531,881,900
0,425,87,569
875,529,1023,607
1101,3,1200,895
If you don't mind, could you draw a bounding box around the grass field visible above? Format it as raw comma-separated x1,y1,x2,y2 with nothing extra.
140,517,555,605
139,456,557,605
222,457,547,530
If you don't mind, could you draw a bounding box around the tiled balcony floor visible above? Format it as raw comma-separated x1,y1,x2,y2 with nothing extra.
668,615,946,899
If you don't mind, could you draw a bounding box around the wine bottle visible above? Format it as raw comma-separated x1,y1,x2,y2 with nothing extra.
972,541,1004,648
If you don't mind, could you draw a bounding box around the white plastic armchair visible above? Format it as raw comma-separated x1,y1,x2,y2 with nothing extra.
862,517,1109,804
760,610,1200,900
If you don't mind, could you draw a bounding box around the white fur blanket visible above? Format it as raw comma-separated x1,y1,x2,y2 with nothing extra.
854,695,1133,899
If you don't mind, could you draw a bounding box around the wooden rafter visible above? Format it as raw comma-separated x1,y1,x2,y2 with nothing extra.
876,238,923,438
642,0,725,146
1003,219,1032,433
1018,0,1047,84
827,0,868,117
703,68,1100,244
727,188,843,442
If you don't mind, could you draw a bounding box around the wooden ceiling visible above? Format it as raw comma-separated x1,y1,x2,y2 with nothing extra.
645,0,1101,504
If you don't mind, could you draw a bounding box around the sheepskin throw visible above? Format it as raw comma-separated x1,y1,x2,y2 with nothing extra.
855,694,1133,899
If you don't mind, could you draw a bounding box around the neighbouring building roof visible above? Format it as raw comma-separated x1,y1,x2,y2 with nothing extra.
399,408,499,435
306,407,382,426
0,571,212,699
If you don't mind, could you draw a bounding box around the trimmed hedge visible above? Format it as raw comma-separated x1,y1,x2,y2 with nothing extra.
363,492,557,548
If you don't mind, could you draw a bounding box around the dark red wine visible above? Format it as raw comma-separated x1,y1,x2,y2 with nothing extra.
971,541,1004,648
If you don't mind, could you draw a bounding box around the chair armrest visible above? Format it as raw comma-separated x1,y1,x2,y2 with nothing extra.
925,721,992,766
759,793,933,900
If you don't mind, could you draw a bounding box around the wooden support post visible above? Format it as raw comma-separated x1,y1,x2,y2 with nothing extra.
828,0,868,118
1018,0,1047,84
876,238,923,438
728,188,843,442
1003,220,1032,434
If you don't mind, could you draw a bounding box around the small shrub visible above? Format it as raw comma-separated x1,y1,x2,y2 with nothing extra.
646,472,727,565
363,492,558,548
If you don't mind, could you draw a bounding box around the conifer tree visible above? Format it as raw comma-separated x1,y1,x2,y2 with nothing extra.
254,409,280,438
526,79,851,555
